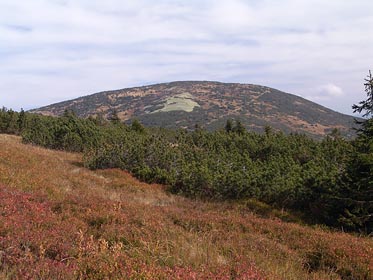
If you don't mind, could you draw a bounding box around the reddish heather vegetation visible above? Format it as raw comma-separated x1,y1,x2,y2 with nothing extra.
0,134,372,279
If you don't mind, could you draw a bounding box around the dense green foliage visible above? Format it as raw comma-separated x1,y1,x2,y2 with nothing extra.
0,73,372,233
0,108,101,152
83,122,355,227
337,71,373,232
23,111,102,152
0,107,360,231
0,107,27,135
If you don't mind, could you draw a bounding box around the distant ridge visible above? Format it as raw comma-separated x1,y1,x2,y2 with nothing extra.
30,81,359,138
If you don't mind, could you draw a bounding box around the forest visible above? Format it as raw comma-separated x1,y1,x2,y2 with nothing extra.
1,73,372,234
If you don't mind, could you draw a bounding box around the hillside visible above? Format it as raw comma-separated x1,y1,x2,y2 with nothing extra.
30,81,358,138
0,134,372,279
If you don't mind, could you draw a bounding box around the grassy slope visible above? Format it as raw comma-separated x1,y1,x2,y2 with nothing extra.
0,134,372,279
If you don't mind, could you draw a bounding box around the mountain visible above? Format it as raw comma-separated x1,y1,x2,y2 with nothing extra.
30,81,359,138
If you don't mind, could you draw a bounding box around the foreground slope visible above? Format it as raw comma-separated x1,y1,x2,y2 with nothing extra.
31,81,358,138
0,134,372,279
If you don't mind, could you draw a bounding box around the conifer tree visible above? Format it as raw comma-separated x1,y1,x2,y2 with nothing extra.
109,109,121,125
233,119,246,135
131,119,145,133
339,71,373,232
225,119,233,133
17,108,27,132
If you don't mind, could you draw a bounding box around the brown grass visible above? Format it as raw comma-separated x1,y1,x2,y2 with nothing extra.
0,134,372,279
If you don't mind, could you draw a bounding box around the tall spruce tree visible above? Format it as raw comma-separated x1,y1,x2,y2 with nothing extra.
109,109,121,125
225,119,233,133
339,71,373,232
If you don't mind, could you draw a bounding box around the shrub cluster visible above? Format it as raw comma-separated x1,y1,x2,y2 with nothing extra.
0,71,371,233
83,123,359,229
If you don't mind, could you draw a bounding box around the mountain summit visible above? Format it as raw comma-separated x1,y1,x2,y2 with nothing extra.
31,81,358,138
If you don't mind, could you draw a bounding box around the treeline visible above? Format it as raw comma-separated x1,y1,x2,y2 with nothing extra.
0,108,28,135
1,71,372,234
0,108,102,152
83,121,368,232
0,106,371,233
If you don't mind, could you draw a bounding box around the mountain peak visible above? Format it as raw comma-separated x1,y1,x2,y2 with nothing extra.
30,81,358,138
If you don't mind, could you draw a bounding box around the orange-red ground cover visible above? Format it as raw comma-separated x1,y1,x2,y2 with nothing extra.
0,134,372,279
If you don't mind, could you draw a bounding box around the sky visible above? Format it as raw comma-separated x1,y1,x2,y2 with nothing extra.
0,0,372,115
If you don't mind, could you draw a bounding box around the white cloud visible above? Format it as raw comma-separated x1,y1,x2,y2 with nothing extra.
0,0,372,114
306,83,345,102
208,0,254,32
319,84,344,98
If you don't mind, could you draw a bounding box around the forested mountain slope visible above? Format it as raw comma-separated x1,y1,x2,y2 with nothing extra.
31,81,359,139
